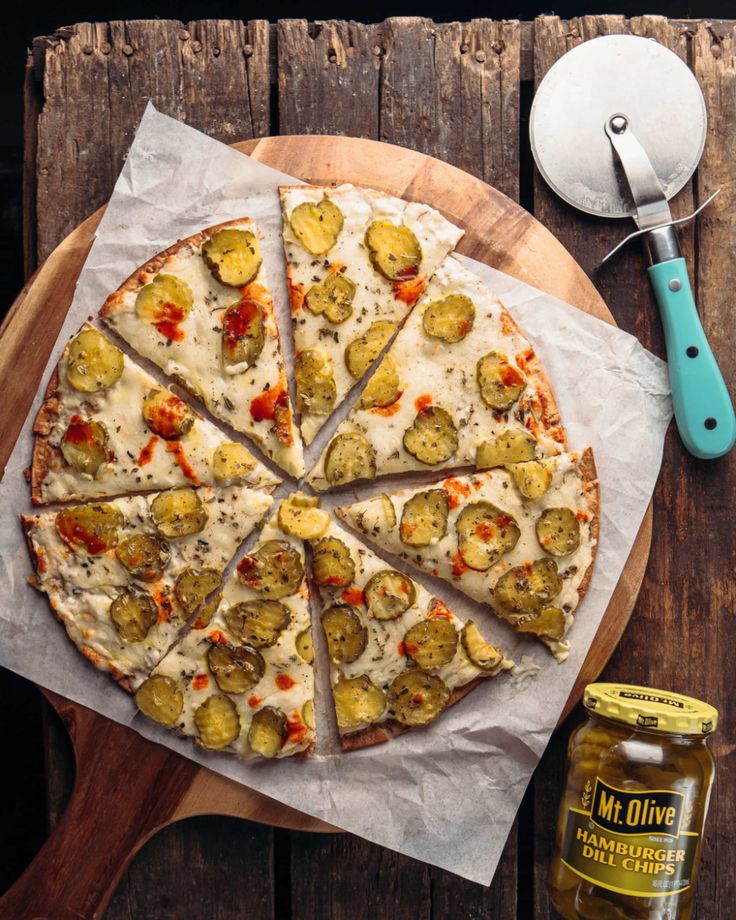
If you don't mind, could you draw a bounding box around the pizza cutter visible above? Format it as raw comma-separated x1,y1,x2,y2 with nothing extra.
530,34,736,459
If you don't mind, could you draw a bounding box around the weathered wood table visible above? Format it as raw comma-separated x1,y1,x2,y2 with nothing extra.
14,14,735,917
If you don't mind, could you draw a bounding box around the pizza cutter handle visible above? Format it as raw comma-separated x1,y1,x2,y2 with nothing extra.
649,257,736,459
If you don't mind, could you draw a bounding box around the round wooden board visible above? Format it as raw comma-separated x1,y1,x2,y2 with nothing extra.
0,135,651,918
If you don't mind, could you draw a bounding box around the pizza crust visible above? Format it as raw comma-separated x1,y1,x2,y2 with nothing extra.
29,369,62,504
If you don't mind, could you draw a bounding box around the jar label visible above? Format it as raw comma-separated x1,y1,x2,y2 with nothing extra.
560,777,698,897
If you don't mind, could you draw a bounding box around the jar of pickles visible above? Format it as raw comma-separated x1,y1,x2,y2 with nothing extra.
549,683,718,920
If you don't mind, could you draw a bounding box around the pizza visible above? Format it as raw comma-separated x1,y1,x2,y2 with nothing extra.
336,450,599,661
134,500,315,758
100,218,304,477
307,255,566,491
280,184,464,445
22,485,273,689
30,324,280,504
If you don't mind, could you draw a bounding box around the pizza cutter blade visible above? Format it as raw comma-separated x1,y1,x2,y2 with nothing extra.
530,34,736,460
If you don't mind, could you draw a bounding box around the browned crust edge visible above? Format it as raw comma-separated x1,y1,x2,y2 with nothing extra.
575,446,600,605
29,367,63,505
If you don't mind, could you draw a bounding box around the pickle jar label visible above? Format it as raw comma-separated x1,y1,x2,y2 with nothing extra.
560,777,699,897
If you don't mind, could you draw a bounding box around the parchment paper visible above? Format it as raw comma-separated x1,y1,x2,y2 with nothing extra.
0,104,672,885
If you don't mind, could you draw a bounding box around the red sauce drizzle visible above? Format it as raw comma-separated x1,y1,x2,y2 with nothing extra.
165,441,200,484
370,392,403,417
397,641,407,657
341,586,365,607
414,393,433,412
276,674,296,691
429,599,453,621
392,272,424,306
451,552,470,577
443,477,471,509
153,301,186,342
500,362,525,388
248,695,263,708
192,674,209,691
64,415,97,445
56,516,107,555
147,394,190,439
250,381,294,446
286,713,308,745
223,298,261,361
137,435,158,467
209,630,229,645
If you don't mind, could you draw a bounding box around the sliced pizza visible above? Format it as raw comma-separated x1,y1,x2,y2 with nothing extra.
307,255,566,491
303,510,512,751
337,450,599,661
134,501,315,759
22,485,273,689
100,218,304,477
280,184,464,445
30,324,280,504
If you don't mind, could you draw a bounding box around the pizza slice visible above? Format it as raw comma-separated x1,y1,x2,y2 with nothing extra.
133,501,315,759
304,511,513,751
100,218,304,477
281,184,464,445
30,324,280,504
22,485,273,689
307,255,566,491
337,450,599,661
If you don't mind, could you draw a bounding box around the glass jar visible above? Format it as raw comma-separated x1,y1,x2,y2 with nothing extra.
549,683,718,920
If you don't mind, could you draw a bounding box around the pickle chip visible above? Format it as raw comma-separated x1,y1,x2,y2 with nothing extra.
290,199,344,255
388,670,450,726
324,432,376,486
194,694,241,750
508,460,553,501
476,429,537,469
536,507,581,557
456,501,520,571
150,487,208,539
492,559,563,619
55,503,123,555
322,604,367,664
477,351,527,411
365,220,422,281
142,389,195,440
110,590,158,642
359,356,401,410
278,493,330,540
211,442,256,483
302,698,315,730
174,567,221,617
66,328,124,393
295,627,314,664
399,489,449,548
516,606,566,641
237,540,304,599
135,675,183,725
221,298,265,372
207,643,266,694
202,228,262,287
364,569,417,621
403,618,458,670
135,274,193,331
295,349,337,417
345,321,397,379
60,418,110,476
311,537,356,587
223,600,291,648
116,533,171,582
248,706,288,758
193,592,222,630
306,272,356,324
422,294,475,343
333,674,386,731
461,620,505,672
403,406,458,465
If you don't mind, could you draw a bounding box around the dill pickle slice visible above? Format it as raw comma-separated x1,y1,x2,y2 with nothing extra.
476,351,526,410
60,418,109,476
295,349,337,417
399,489,449,547
422,293,475,343
295,627,314,664
142,388,195,440
403,406,458,465
364,569,417,621
508,460,552,500
110,589,158,642
277,493,330,540
211,442,256,483
237,540,304,599
194,694,241,750
344,321,397,379
456,501,520,571
289,199,344,255
311,537,355,588
365,220,422,280
322,604,367,664
306,272,356,323
536,507,581,557
135,675,183,725
248,706,288,758
66,328,124,393
359,356,401,409
221,298,265,372
202,228,262,287
302,698,315,730
116,533,170,581
193,593,222,629
55,503,123,555
403,618,458,670
150,487,208,539
174,567,221,616
324,432,376,486
515,606,566,641
135,274,193,329
223,600,291,648
207,643,265,694
387,670,450,726
461,620,505,671
333,674,386,731
476,429,537,469
492,559,563,619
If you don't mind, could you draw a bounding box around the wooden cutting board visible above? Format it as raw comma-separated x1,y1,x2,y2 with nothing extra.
0,135,652,920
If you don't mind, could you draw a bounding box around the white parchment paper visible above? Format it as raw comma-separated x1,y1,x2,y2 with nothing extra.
0,104,673,885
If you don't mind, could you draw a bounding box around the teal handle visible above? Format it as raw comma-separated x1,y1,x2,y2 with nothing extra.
649,257,736,459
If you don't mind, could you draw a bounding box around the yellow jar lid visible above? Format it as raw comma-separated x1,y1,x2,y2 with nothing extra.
584,683,718,735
